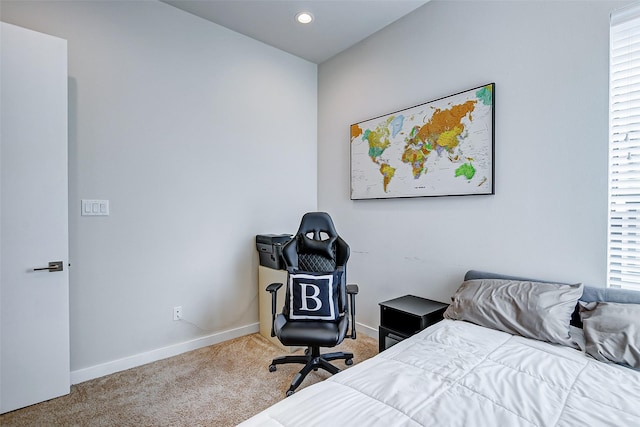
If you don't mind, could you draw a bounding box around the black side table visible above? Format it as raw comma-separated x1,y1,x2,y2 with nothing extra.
379,295,449,352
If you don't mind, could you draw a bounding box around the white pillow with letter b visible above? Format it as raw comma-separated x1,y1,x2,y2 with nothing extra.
288,270,341,321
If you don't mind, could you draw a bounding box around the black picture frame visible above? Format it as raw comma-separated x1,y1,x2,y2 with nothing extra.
350,83,495,200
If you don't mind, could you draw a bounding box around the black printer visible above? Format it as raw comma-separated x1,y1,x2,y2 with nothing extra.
255,234,292,270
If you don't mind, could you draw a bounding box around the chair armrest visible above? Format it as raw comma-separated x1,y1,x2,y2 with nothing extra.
266,282,283,293
347,283,358,339
266,282,283,337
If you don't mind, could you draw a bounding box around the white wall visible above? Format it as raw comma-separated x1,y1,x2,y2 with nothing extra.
3,0,627,378
318,0,630,330
1,0,317,376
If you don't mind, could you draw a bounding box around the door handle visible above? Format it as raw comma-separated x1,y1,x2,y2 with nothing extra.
33,261,63,272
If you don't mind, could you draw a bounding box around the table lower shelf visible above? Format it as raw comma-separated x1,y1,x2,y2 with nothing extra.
378,325,414,352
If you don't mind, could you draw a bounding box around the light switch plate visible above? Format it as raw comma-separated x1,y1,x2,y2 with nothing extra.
81,199,109,216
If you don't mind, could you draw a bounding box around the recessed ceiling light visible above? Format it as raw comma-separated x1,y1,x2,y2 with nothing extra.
295,12,314,24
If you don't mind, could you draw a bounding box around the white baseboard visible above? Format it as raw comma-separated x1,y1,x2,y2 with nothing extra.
71,321,377,385
70,322,259,385
356,321,378,339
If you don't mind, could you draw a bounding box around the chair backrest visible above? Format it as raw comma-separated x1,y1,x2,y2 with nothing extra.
281,212,350,318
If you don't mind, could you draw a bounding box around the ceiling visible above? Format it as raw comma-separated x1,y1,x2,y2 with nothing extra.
160,0,430,64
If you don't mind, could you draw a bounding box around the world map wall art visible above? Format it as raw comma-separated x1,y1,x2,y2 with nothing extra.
350,83,495,200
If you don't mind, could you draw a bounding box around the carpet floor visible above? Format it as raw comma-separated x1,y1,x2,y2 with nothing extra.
0,333,378,426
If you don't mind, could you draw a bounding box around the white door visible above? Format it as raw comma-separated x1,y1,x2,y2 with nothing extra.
1,22,70,413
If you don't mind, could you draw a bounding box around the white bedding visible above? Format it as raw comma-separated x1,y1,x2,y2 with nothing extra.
238,320,640,427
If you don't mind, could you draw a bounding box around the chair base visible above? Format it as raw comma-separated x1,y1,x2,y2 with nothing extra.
269,346,354,396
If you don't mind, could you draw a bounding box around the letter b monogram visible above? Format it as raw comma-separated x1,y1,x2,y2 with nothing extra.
298,283,323,311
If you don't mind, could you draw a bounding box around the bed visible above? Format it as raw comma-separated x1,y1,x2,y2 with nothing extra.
238,270,640,427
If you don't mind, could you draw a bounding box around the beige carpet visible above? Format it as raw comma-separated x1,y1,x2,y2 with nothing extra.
0,333,378,426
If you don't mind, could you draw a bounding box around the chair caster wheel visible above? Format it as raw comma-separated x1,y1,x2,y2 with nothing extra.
345,358,353,366
269,364,277,372
286,390,295,397
304,348,310,356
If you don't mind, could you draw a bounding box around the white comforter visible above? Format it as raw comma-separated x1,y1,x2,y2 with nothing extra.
238,320,640,427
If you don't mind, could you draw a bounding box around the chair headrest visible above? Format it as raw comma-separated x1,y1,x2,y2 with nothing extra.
294,212,338,261
296,212,338,240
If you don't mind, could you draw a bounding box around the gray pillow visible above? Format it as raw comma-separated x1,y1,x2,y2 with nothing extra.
580,301,640,369
443,279,583,346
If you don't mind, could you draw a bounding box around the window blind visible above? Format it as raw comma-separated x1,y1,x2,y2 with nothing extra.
608,3,640,291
